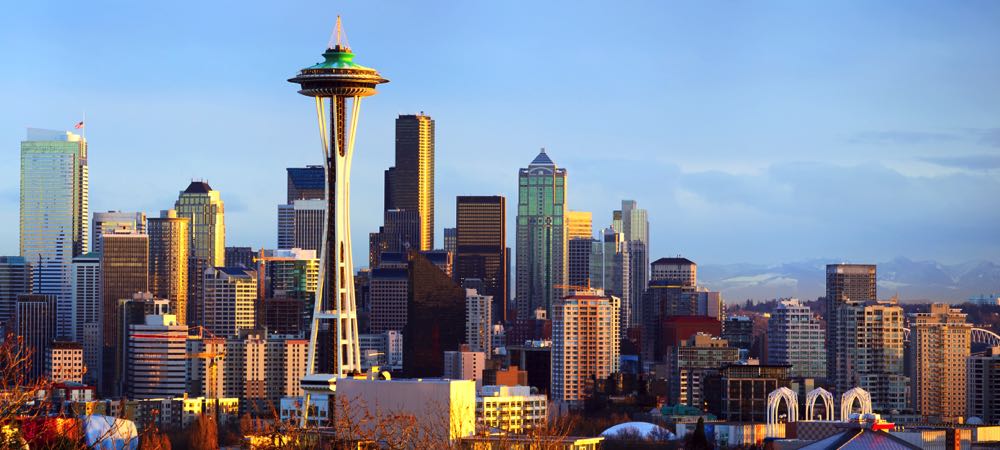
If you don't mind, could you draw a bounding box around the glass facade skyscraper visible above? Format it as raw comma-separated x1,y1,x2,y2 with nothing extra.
384,114,435,251
515,149,567,319
20,128,89,340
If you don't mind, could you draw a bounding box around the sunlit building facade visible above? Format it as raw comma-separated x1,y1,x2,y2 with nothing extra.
551,289,619,409
20,128,88,340
910,303,970,422
515,149,567,319
148,210,190,325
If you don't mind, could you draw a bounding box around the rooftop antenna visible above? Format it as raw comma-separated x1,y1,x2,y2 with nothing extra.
328,16,350,50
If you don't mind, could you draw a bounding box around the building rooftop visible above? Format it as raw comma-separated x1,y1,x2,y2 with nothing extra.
287,166,325,191
652,257,696,266
529,148,555,167
183,181,213,194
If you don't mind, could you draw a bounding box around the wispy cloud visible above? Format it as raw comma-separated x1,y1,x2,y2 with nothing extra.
922,154,1000,170
848,130,960,146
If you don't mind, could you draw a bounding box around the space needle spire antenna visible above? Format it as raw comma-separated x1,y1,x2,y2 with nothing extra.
289,16,388,427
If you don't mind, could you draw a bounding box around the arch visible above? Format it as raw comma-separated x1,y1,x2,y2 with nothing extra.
805,387,834,421
840,387,872,422
767,387,798,437
972,328,1000,347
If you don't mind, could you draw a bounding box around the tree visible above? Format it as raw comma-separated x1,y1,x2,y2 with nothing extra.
138,424,172,450
188,415,219,450
686,416,712,450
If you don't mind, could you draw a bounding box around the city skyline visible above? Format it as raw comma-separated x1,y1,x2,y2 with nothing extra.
3,3,999,271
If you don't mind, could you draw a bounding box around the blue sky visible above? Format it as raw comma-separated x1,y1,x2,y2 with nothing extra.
2,1,999,267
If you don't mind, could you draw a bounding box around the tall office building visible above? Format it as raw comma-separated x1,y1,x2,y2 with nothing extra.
176,181,225,325
671,333,740,408
465,289,493,355
71,253,100,344
92,211,146,255
278,166,325,251
369,209,421,268
127,308,188,399
101,231,149,395
613,201,649,306
515,149,567,319
825,264,878,403
403,252,465,378
566,211,593,289
203,267,257,338
443,228,457,255
368,263,409,334
225,246,255,271
259,248,319,335
910,304,970,421
766,299,826,379
0,256,31,331
286,165,325,203
551,289,620,409
15,294,57,381
591,228,631,336
148,210,190,325
384,114,435,251
651,257,697,285
455,196,508,323
20,128,88,340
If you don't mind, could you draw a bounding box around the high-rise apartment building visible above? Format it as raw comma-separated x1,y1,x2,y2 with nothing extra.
0,256,31,331
203,267,256,338
71,253,100,344
444,349,486,387
967,347,1000,423
186,336,226,399
515,149,567,319
148,210,190,325
15,294,57,381
825,263,877,396
127,309,188,399
92,211,146,255
551,289,620,409
833,299,908,412
766,299,826,379
910,304,970,421
101,231,148,395
455,196,508,323
384,114,435,251
590,228,631,335
20,128,88,340
465,289,493,355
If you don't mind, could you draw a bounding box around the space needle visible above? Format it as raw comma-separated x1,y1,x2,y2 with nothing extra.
288,17,388,425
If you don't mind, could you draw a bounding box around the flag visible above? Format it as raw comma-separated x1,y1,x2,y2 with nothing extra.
74,121,84,129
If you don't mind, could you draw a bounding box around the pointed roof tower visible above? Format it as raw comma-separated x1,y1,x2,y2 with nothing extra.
529,147,556,167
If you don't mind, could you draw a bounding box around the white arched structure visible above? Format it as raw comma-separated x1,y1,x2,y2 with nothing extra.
805,387,835,421
767,387,799,437
840,387,872,422
972,328,1000,347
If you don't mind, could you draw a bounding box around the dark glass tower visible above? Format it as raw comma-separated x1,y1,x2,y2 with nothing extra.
384,114,435,251
455,195,508,323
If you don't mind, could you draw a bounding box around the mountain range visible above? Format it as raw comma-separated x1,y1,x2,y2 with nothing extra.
697,257,1000,304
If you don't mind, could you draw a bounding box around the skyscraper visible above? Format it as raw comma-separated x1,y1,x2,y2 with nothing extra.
613,201,648,317
443,228,457,255
369,209,421,268
910,304,970,421
286,165,325,203
766,299,826,379
92,211,146,255
455,196,508,323
148,210,190,325
175,181,225,325
101,231,149,395
551,289,620,409
0,256,31,332
71,253,100,343
20,128,88,340
465,288,493,355
515,149,567,319
403,251,466,378
127,307,188,399
385,114,435,251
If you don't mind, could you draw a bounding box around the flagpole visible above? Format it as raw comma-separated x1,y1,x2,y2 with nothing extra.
82,111,87,140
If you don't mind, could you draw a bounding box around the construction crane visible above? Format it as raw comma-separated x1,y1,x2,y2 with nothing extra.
186,325,224,397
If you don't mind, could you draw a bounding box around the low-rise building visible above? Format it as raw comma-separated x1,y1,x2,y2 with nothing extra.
476,385,546,433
